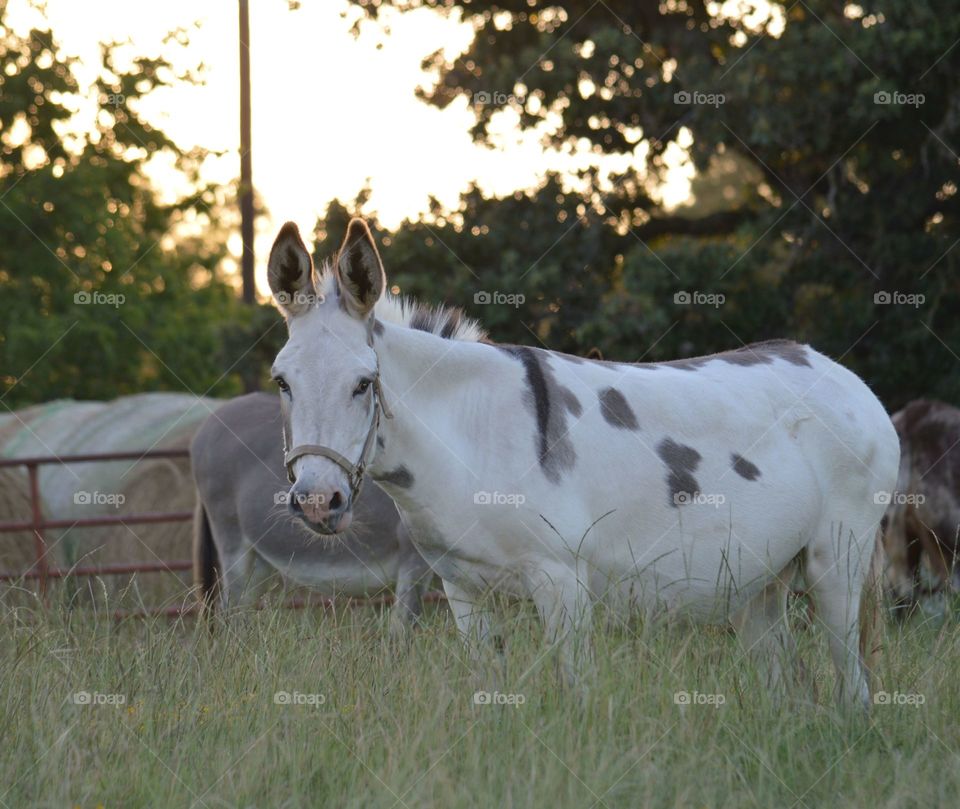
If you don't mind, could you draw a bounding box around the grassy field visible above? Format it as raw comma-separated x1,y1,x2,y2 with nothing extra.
3,589,959,808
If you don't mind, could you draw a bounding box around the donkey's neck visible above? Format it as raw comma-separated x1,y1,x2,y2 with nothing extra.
368,320,505,512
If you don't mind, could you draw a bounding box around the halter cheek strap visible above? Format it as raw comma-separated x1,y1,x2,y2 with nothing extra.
281,318,393,500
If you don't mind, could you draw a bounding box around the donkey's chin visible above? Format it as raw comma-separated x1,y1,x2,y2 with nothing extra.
299,510,353,537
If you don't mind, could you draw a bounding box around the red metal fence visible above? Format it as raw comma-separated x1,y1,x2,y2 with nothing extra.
0,448,444,617
0,449,194,599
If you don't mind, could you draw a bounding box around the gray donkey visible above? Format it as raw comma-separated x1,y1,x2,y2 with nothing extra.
191,393,432,628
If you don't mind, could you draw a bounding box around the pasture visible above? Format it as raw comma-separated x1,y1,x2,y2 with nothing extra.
3,592,959,808
2,1,959,806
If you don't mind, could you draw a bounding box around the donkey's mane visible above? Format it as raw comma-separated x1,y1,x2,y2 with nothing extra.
317,265,487,343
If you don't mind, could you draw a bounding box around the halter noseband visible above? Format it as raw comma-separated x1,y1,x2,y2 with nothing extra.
282,319,393,501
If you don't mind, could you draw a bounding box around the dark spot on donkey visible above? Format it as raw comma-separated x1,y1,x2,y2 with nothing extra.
731,453,761,481
498,345,583,483
643,340,812,372
657,438,702,507
373,465,414,489
598,387,640,431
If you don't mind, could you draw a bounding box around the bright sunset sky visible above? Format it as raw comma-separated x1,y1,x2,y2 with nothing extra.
7,0,704,295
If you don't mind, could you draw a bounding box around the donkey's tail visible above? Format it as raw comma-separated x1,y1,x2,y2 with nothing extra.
860,528,886,692
192,498,220,616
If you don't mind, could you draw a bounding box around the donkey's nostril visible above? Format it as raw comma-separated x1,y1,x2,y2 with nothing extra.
329,491,343,512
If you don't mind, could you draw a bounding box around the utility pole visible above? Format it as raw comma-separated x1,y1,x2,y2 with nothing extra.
239,0,255,304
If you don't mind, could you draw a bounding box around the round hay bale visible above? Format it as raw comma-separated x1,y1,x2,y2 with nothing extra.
1,394,221,609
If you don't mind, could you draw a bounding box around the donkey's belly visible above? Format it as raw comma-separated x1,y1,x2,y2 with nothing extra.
592,553,780,622
571,429,821,619
587,497,813,620
255,546,399,596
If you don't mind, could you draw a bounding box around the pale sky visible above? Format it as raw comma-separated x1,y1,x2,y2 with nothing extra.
6,0,702,296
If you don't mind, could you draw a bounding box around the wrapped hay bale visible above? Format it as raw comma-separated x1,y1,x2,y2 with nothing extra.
0,394,221,609
0,401,99,594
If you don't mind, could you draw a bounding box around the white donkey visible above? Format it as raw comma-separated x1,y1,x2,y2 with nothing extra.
267,218,898,707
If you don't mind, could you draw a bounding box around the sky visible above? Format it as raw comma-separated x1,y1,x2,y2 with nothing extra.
6,0,698,295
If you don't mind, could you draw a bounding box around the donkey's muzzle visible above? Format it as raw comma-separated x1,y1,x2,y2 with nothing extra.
288,484,353,535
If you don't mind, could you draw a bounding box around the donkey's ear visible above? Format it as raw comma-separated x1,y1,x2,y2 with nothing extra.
268,222,315,317
335,218,385,319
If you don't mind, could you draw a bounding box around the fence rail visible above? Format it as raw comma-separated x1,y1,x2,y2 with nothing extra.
0,449,194,604
0,448,444,617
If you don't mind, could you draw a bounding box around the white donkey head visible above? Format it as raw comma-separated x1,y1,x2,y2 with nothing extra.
268,219,387,534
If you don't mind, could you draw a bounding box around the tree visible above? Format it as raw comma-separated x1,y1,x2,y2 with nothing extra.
344,0,960,409
0,4,268,407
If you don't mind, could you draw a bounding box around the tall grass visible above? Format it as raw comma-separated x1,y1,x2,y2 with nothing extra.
2,590,958,808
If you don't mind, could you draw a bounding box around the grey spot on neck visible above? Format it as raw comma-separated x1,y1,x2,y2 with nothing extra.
657,437,702,508
731,453,761,481
373,464,414,489
598,387,640,430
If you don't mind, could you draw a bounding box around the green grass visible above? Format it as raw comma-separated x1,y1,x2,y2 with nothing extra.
3,590,959,809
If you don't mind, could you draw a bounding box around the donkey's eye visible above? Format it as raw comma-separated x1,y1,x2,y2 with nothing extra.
274,377,290,394
353,378,372,397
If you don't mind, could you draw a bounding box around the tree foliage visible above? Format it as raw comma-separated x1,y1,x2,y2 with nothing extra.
344,0,960,409
0,3,270,407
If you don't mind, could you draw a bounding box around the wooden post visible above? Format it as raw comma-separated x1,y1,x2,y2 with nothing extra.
239,0,255,305
28,463,49,599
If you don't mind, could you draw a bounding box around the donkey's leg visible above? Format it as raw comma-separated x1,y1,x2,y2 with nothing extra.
527,561,594,687
218,542,273,610
732,560,801,701
804,519,876,710
443,578,495,647
443,578,506,697
389,546,431,637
